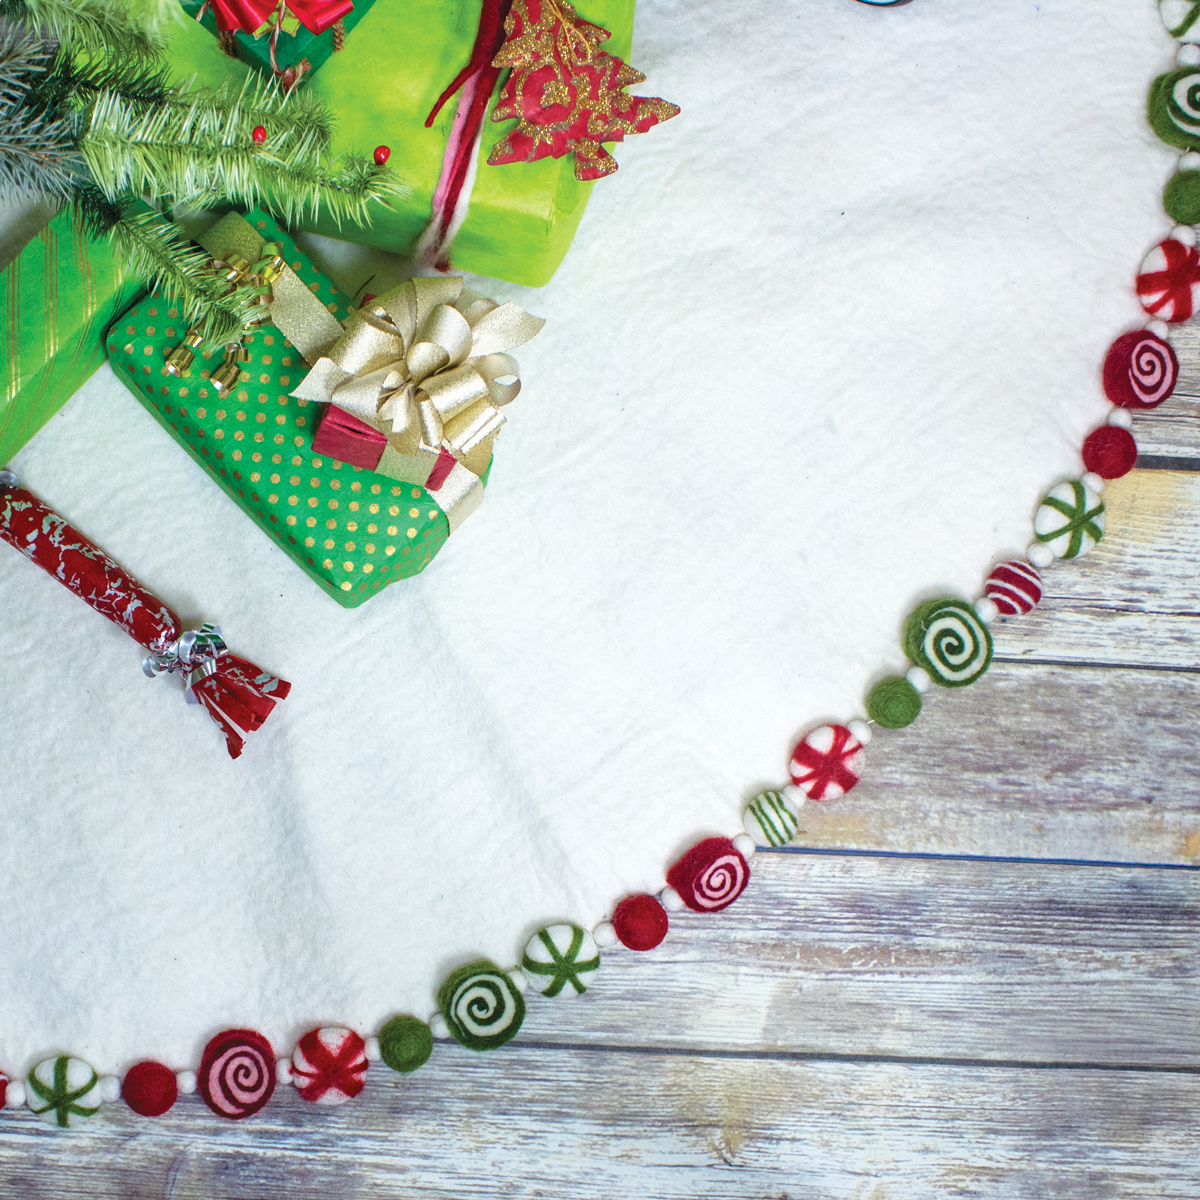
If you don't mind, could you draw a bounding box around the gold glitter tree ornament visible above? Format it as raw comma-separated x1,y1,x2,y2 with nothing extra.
488,0,680,181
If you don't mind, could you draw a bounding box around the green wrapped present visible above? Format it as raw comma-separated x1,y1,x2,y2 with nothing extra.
1,208,145,466
163,0,642,286
177,0,376,88
107,211,471,607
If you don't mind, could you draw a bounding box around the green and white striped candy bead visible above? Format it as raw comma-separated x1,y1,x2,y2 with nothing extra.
903,598,993,688
1034,479,1105,560
27,1056,101,1128
522,924,600,997
1162,1,1200,43
438,960,526,1050
743,790,800,847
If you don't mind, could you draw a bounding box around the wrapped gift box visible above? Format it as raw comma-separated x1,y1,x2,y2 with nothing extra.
107,211,471,607
1,207,145,465
177,0,376,86
163,0,636,287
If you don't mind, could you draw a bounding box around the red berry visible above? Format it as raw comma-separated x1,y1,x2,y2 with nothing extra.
373,145,390,166
252,125,267,143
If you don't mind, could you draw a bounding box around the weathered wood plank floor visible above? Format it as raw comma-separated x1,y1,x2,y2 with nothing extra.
1,327,1197,1198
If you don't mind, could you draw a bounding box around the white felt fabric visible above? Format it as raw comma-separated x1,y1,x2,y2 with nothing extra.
0,1,1173,1073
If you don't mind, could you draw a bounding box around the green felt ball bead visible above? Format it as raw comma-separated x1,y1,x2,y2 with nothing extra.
1164,171,1200,225
378,1015,433,1074
866,676,922,729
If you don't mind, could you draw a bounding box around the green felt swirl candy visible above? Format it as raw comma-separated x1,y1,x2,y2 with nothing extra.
522,924,600,998
866,676,922,728
743,790,800,847
438,960,525,1051
27,1056,100,1128
1149,67,1200,150
903,598,993,689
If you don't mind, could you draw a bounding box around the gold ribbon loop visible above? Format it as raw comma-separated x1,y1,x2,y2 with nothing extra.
291,274,545,530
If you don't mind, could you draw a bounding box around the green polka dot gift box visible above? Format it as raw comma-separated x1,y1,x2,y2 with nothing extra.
107,211,470,608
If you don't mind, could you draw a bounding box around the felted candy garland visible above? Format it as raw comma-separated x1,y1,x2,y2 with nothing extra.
0,474,290,758
522,924,600,997
437,960,526,1051
291,1027,369,1104
198,1029,276,1119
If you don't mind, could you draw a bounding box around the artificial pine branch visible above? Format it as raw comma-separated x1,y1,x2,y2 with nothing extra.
0,0,162,62
31,46,173,116
75,184,257,344
0,96,80,195
81,80,407,226
0,21,49,108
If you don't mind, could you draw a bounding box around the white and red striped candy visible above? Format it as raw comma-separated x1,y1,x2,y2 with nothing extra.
1136,237,1200,322
984,560,1042,616
292,1027,368,1106
789,724,864,800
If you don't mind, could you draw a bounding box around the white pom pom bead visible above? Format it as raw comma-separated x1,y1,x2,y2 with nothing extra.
507,968,528,994
429,1013,449,1039
98,1075,122,1104
5,1081,25,1110
592,920,618,949
1107,407,1134,429
659,886,684,912
905,665,932,694
1180,153,1200,172
1027,542,1055,569
1081,472,1106,494
1172,224,1198,246
1179,43,1200,67
1146,318,1171,338
364,1037,381,1063
973,596,999,625
732,833,757,859
847,719,872,746
781,783,807,808
176,1070,197,1095
276,1058,293,1086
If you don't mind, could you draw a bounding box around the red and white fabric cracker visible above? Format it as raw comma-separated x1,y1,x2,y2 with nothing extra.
1136,237,1200,322
789,723,864,800
666,837,749,913
292,1027,369,1105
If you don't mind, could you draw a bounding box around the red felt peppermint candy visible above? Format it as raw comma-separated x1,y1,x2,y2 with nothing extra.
198,1029,275,1120
123,1061,178,1117
612,894,669,951
666,837,749,913
292,1028,368,1105
1102,330,1178,409
1082,426,1137,480
789,723,864,800
1136,238,1200,323
984,560,1042,616
0,1073,7,1110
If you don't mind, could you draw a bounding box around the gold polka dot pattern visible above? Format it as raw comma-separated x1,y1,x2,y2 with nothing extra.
106,213,462,608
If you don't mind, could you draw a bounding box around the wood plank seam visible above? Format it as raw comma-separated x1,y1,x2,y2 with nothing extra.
762,846,1200,871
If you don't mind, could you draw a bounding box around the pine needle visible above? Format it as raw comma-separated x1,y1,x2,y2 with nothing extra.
0,0,163,62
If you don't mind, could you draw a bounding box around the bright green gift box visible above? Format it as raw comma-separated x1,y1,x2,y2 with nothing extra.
163,0,636,286
0,208,145,465
107,211,476,607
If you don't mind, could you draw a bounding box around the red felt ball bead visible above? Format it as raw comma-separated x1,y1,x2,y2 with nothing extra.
373,145,390,166
123,1061,178,1117
251,125,267,143
1082,425,1138,479
612,893,668,951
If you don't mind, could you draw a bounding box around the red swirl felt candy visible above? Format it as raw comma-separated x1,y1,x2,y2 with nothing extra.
985,560,1042,616
789,723,864,800
198,1029,276,1120
612,894,669,950
291,1027,368,1105
1136,238,1200,323
666,837,749,913
1102,330,1178,409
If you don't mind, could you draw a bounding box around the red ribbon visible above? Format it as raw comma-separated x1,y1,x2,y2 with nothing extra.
205,0,352,36
0,478,290,759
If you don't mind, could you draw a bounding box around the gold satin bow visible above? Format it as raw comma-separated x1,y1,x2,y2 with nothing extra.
290,276,544,529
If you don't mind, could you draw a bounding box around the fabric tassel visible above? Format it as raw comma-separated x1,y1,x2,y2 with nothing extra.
0,472,290,759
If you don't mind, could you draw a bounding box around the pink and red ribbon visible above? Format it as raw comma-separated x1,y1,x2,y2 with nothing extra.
203,0,352,36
